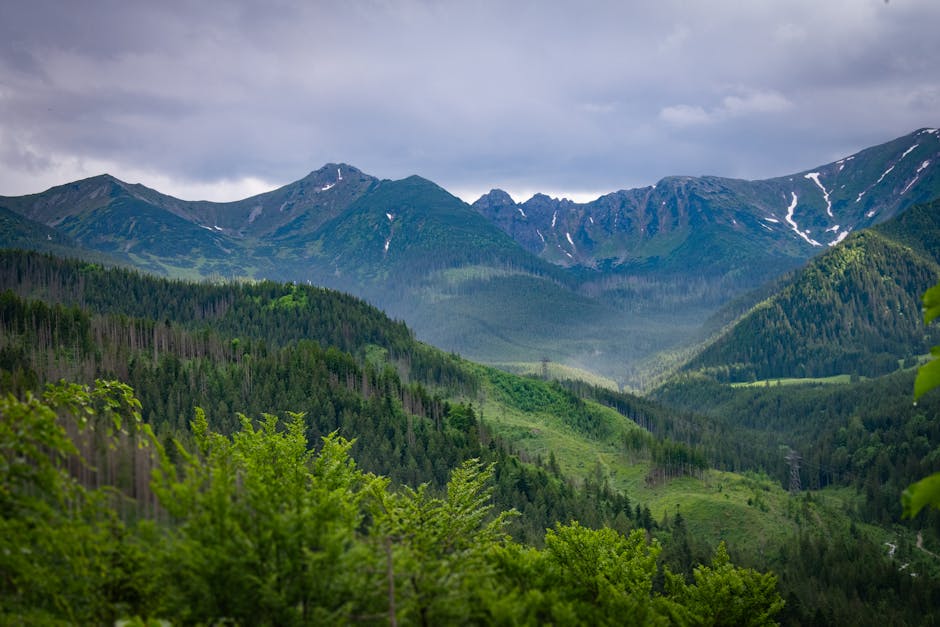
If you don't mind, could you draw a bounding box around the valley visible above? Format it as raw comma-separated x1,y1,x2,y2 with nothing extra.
3,128,940,624
3,128,939,390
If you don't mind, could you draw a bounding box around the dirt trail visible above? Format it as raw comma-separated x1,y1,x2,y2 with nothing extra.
917,532,940,560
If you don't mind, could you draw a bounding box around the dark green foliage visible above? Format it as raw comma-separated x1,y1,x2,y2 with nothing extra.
653,371,940,624
655,370,940,519
560,378,715,478
772,527,940,626
0,249,471,390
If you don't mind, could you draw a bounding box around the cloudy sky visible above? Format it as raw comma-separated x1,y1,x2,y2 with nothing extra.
1,0,938,204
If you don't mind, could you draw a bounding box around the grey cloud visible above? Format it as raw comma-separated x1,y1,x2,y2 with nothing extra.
0,0,938,201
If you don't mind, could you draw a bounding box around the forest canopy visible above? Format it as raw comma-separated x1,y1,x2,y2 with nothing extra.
0,380,784,625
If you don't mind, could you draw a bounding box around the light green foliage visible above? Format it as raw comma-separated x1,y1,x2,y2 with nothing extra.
0,382,155,625
270,284,309,310
914,282,940,400
924,282,940,325
486,524,681,626
666,542,784,626
0,391,75,512
730,374,860,388
42,378,144,437
372,458,515,625
485,523,785,626
539,524,669,623
902,472,940,520
151,410,384,624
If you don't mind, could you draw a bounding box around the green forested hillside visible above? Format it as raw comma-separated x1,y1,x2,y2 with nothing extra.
651,365,940,622
684,199,940,382
4,249,940,624
655,370,940,518
0,250,659,542
646,211,940,622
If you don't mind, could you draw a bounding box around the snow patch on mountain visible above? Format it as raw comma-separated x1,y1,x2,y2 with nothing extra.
248,206,263,223
785,192,821,247
517,207,527,218
383,208,394,252
901,144,919,160
321,183,335,192
825,224,840,233
536,229,545,243
565,231,576,253
551,211,557,229
875,165,895,185
900,160,930,195
829,230,850,247
803,172,832,217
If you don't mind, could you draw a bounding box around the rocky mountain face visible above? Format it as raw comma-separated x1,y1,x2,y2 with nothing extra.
473,128,940,283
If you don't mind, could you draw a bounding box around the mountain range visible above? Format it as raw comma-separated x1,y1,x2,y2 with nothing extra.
475,128,940,272
1,128,939,388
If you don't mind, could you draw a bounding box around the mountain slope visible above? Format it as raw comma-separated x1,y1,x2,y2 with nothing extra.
301,175,560,282
0,204,78,251
680,197,940,382
294,176,645,370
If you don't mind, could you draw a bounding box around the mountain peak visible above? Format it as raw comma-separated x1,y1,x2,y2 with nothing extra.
472,189,516,208
299,163,362,183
